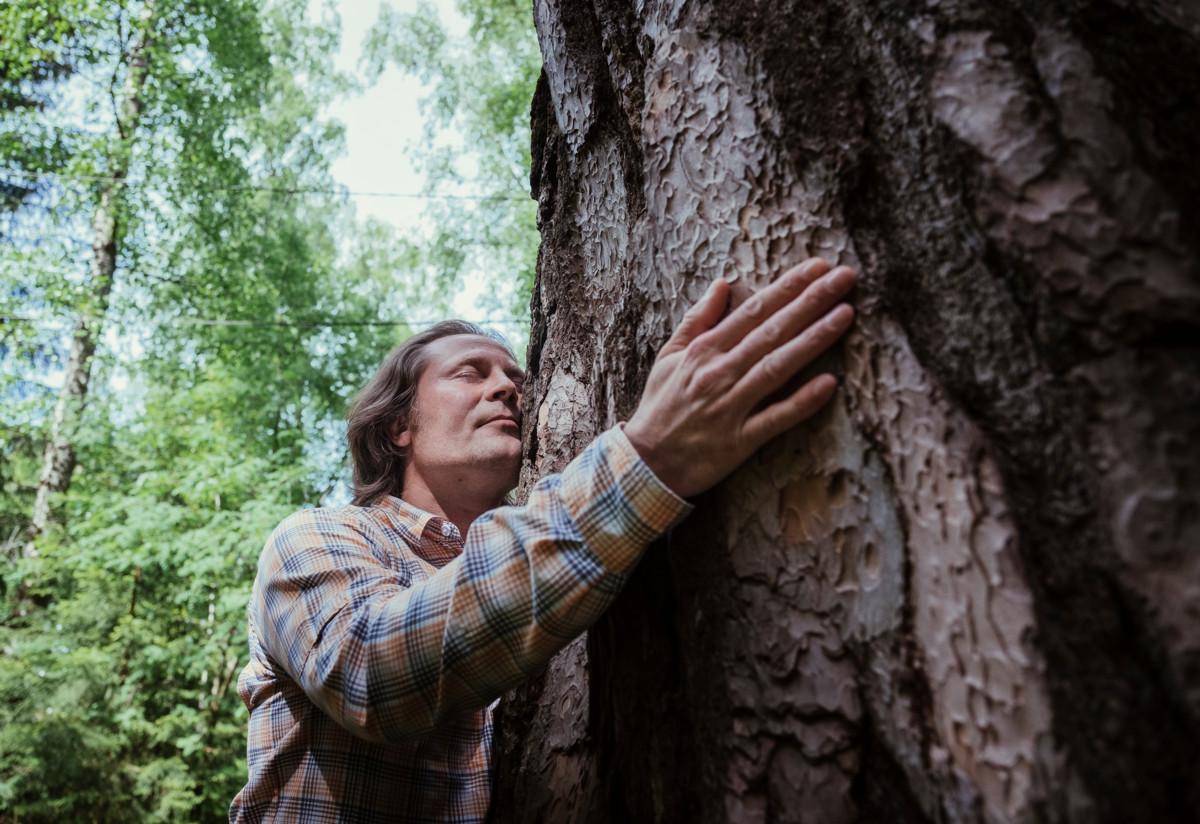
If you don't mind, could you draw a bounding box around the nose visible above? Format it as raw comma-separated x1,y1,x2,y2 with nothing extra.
486,370,519,403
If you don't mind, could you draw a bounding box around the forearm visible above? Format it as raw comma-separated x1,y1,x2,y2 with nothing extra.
275,426,690,742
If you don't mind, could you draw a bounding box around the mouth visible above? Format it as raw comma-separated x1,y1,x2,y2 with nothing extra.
484,415,520,429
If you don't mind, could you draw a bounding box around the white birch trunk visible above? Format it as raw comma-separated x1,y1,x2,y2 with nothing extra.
26,13,155,553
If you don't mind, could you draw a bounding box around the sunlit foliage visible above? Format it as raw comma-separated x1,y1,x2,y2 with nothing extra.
364,0,540,352
0,0,525,818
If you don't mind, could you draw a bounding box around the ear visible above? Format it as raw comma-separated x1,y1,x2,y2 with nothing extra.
388,418,411,449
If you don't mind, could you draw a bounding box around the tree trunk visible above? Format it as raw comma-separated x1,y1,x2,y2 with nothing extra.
494,1,1200,821
26,15,154,553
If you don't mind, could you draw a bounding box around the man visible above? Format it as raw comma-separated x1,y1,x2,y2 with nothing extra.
230,257,857,822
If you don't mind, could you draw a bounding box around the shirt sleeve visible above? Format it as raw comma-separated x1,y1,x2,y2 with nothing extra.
250,425,692,743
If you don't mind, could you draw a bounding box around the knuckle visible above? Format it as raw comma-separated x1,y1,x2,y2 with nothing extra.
743,294,765,320
683,336,713,363
805,326,834,352
760,352,785,382
763,320,786,343
687,365,721,395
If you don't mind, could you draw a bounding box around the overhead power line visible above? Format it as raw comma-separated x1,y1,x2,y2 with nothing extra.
173,317,531,328
1,315,530,329
0,168,531,202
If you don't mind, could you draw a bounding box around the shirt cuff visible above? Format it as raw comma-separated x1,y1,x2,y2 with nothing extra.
611,422,694,527
556,425,693,572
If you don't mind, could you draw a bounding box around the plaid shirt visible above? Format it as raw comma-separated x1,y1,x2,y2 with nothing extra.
229,426,691,823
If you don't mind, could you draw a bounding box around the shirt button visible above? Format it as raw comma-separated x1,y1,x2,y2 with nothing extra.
441,522,452,537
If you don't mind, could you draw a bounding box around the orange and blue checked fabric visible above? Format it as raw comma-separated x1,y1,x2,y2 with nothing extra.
229,425,691,823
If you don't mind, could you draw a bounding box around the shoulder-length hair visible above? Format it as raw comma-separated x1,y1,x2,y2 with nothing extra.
346,320,514,507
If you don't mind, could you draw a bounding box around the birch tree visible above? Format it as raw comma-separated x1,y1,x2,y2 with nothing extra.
6,0,286,554
0,1,420,816
25,5,156,550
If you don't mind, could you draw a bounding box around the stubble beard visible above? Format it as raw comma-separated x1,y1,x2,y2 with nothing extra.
408,400,522,495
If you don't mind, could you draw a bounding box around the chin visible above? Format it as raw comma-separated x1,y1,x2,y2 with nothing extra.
475,440,522,473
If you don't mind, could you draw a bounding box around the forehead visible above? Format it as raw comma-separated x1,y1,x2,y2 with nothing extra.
422,334,519,370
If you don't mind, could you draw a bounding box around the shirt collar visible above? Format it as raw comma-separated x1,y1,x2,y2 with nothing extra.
373,495,464,566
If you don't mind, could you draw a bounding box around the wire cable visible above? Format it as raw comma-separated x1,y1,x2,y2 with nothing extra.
1,315,530,328
0,168,530,201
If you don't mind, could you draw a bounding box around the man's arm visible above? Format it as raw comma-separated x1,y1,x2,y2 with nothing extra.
252,255,857,742
251,425,690,743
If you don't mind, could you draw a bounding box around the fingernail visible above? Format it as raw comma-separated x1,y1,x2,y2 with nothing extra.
830,267,857,290
827,304,853,328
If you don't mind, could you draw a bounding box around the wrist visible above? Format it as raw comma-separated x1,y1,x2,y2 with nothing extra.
620,420,684,497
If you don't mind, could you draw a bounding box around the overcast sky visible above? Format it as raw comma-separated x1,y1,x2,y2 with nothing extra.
313,0,489,320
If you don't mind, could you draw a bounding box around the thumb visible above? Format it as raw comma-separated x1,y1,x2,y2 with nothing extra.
661,278,730,356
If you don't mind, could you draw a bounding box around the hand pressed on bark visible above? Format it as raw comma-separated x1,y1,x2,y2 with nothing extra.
624,257,857,499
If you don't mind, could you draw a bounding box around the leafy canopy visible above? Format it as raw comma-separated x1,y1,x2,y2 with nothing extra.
1,0,537,819
1,0,443,819
363,0,540,354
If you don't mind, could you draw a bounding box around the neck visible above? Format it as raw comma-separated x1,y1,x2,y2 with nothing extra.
399,467,508,539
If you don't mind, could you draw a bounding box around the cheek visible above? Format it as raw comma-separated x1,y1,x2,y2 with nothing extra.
421,385,478,425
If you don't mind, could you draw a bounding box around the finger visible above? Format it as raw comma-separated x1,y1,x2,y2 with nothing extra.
660,277,731,357
732,303,855,404
723,265,857,376
742,373,838,448
705,257,833,351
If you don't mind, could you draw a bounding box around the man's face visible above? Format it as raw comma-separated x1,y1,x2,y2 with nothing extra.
394,334,525,489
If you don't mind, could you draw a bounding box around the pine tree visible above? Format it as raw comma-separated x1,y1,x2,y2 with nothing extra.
494,2,1200,821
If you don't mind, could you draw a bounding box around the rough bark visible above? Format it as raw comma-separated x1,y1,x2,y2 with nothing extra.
26,17,153,553
494,1,1200,822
